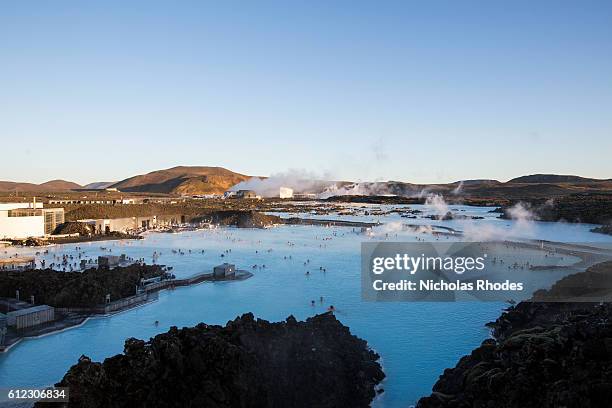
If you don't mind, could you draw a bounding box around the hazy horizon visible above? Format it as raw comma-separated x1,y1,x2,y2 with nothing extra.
1,165,610,188
1,1,611,184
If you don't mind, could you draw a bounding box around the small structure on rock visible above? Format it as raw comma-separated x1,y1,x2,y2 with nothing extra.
7,305,55,329
98,254,127,269
279,187,294,199
235,190,258,199
213,263,235,278
0,256,35,271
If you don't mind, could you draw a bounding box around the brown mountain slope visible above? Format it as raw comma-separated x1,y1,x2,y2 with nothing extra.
38,180,82,190
110,166,250,194
0,181,39,192
0,179,82,192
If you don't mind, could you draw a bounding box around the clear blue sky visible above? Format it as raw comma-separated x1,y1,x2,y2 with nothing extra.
1,0,611,185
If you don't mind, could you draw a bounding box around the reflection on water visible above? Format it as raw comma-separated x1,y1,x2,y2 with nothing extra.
1,205,610,407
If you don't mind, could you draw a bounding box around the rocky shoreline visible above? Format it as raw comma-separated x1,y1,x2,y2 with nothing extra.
5,231,142,247
0,264,254,353
417,261,612,408
37,312,385,408
497,193,612,225
0,264,165,308
592,224,612,236
195,209,282,228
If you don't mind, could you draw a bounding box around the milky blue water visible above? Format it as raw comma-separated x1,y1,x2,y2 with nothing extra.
1,204,610,407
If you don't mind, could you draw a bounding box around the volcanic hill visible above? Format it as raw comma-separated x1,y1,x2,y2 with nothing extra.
109,166,250,195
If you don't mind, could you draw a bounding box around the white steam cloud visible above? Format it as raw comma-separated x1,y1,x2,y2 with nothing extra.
424,194,450,219
451,181,464,195
420,195,539,241
461,202,537,241
229,170,333,198
318,182,395,199
506,202,537,222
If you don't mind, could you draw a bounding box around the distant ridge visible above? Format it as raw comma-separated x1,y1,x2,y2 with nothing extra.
0,170,610,197
39,180,83,190
508,174,609,183
110,166,250,195
0,179,82,192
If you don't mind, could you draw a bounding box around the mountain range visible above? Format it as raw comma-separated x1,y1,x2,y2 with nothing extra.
0,167,250,195
0,169,610,197
0,179,83,193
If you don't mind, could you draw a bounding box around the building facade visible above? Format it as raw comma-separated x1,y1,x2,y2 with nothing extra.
0,202,65,238
0,257,36,271
7,305,55,329
79,214,182,234
0,202,45,239
11,208,65,234
235,190,258,199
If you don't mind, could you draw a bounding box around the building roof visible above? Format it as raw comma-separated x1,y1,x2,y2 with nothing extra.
214,263,235,268
7,305,53,317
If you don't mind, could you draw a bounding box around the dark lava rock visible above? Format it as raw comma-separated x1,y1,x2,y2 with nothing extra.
52,221,94,235
423,213,448,221
417,261,612,408
38,312,384,408
199,210,281,228
421,210,482,221
325,195,424,205
592,224,612,236
499,193,612,225
0,264,164,308
7,236,47,246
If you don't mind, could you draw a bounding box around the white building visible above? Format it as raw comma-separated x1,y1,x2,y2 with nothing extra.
0,202,44,239
0,201,64,239
0,202,42,211
279,187,294,199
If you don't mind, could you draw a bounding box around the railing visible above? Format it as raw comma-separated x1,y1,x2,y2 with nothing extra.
56,292,158,315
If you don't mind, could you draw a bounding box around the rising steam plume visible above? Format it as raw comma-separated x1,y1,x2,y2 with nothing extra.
229,170,337,198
